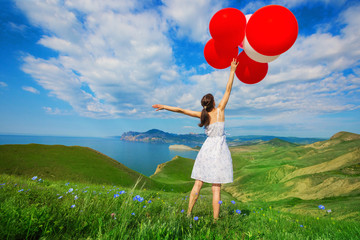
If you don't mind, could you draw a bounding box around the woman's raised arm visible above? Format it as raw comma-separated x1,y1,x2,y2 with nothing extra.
152,104,201,118
218,58,239,111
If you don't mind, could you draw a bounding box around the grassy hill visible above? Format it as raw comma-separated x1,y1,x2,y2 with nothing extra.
1,132,360,238
0,144,164,190
223,131,360,220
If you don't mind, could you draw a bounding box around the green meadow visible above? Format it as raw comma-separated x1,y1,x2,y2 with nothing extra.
1,131,360,239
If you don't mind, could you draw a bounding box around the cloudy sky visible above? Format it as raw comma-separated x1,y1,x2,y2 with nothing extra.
0,0,359,138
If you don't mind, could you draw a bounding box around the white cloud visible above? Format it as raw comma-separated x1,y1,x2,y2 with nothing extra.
161,0,224,43
0,82,7,87
14,0,360,128
43,106,61,115
22,86,39,94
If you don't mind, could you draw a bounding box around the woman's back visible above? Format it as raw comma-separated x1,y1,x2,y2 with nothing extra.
205,108,225,137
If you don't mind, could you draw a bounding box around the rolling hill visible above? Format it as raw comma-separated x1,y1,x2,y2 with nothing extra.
0,144,164,189
222,131,360,220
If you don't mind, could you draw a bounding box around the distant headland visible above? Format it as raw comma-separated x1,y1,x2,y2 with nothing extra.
119,129,325,146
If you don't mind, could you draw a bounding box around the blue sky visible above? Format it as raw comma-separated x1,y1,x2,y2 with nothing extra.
0,0,359,138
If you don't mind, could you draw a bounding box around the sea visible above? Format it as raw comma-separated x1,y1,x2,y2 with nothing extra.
0,135,199,176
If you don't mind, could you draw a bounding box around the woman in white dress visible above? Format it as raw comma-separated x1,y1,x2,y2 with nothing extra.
152,58,239,221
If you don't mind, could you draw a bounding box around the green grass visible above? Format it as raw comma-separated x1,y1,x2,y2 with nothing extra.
1,174,360,240
1,133,360,239
226,136,360,206
0,144,172,191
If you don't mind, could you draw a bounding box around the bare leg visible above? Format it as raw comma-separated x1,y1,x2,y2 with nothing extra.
212,183,221,220
187,180,203,216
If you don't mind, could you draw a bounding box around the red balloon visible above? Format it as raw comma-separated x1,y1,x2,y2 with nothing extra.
214,38,239,57
246,5,298,56
209,8,246,48
204,38,238,69
235,51,268,84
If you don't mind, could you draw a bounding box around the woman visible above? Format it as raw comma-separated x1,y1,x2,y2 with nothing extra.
152,58,239,220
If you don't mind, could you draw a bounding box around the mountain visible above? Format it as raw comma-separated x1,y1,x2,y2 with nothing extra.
120,129,206,145
120,129,325,145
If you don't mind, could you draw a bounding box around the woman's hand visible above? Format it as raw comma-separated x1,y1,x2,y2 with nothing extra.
230,58,239,72
152,104,165,111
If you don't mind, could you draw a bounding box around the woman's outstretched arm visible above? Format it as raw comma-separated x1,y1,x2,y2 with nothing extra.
152,104,201,118
218,58,239,111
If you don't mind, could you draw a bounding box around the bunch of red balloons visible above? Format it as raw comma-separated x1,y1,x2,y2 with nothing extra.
204,5,298,84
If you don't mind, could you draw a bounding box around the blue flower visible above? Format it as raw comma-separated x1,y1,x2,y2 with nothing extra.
131,212,135,216
300,225,304,227
119,190,125,194
231,200,236,204
327,209,332,213
194,216,199,221
218,200,223,204
138,197,144,202
31,176,38,180
68,188,74,193
114,194,120,198
181,209,185,213
236,209,241,214
148,200,152,203
71,204,75,208
58,196,63,199
18,189,24,192
74,195,78,200
65,182,70,186
143,205,146,208
318,205,325,210
0,183,5,185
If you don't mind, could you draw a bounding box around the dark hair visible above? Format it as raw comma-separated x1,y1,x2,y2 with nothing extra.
198,93,215,127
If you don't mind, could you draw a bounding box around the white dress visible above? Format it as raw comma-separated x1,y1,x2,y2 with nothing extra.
191,108,233,184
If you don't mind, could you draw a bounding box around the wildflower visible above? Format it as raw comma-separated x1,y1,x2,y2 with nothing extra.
131,212,135,216
300,225,304,227
68,188,74,193
0,183,5,185
74,195,78,200
113,194,120,198
58,196,63,199
32,176,38,180
65,182,70,186
189,224,192,228
218,200,223,205
143,205,146,208
194,216,199,221
327,209,332,213
71,204,75,208
236,209,241,214
119,190,125,194
318,205,325,210
181,209,185,213
231,200,236,204
18,189,24,192
148,200,152,203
